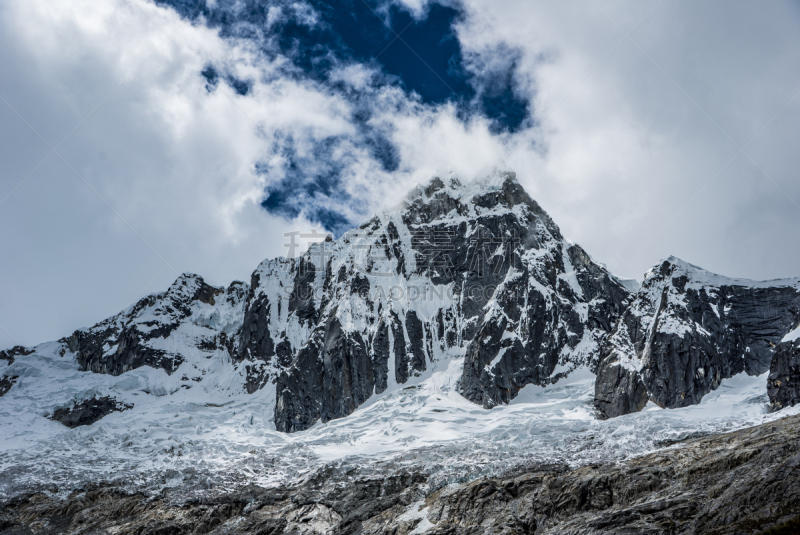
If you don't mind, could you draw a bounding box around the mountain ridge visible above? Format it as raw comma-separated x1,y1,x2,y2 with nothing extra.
3,171,800,432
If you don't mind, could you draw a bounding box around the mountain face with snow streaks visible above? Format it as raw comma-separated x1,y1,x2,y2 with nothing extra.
594,257,800,418
65,273,248,378
272,172,631,430
6,172,800,436
459,236,630,408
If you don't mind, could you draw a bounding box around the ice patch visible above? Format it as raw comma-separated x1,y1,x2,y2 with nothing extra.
782,325,800,343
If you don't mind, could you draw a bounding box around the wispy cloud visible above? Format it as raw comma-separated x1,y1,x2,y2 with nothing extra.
2,0,800,348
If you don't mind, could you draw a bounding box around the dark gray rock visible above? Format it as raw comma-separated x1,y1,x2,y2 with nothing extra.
596,257,800,418
289,257,320,325
403,311,427,378
371,319,390,395
272,172,631,430
48,396,132,427
768,338,800,411
457,239,629,407
320,314,373,424
274,332,324,433
238,276,276,363
0,375,17,397
389,311,409,385
0,346,32,366
593,357,648,419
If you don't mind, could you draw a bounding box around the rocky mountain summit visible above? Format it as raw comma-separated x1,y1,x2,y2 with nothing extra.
2,171,635,432
595,257,800,418
4,172,800,432
5,171,800,533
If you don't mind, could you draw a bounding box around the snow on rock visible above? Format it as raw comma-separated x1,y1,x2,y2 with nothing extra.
4,173,800,502
65,273,248,378
595,257,800,418
2,171,631,437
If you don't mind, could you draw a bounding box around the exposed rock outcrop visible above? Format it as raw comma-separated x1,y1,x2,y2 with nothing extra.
0,346,32,366
459,238,630,409
0,347,30,398
48,396,132,428
64,274,248,377
768,336,800,412
0,375,17,397
595,257,800,418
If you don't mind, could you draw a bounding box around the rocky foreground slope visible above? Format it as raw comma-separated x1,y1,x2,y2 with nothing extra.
2,413,799,534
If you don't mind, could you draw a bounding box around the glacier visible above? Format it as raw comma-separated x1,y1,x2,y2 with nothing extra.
2,338,797,502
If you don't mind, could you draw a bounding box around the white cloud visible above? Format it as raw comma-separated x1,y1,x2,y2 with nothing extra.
456,0,800,279
2,0,800,348
0,0,350,344
0,0,506,345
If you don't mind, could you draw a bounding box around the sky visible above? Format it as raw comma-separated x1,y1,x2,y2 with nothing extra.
2,0,800,347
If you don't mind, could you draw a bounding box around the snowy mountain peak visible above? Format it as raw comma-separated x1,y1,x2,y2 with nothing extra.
596,257,800,419
1,170,637,434
0,172,694,437
396,171,560,237
644,256,800,291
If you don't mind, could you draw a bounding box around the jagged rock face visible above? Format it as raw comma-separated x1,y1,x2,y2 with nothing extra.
65,274,249,376
236,257,304,393
459,238,630,408
270,172,630,431
768,337,800,411
4,173,629,433
595,257,800,418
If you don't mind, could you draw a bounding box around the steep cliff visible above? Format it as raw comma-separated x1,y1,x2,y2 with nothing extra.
768,327,800,411
595,257,800,418
269,172,630,430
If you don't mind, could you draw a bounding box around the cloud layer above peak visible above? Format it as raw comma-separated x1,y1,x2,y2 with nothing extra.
1,0,800,346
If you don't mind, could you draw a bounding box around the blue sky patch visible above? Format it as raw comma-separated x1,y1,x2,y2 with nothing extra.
158,0,531,233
